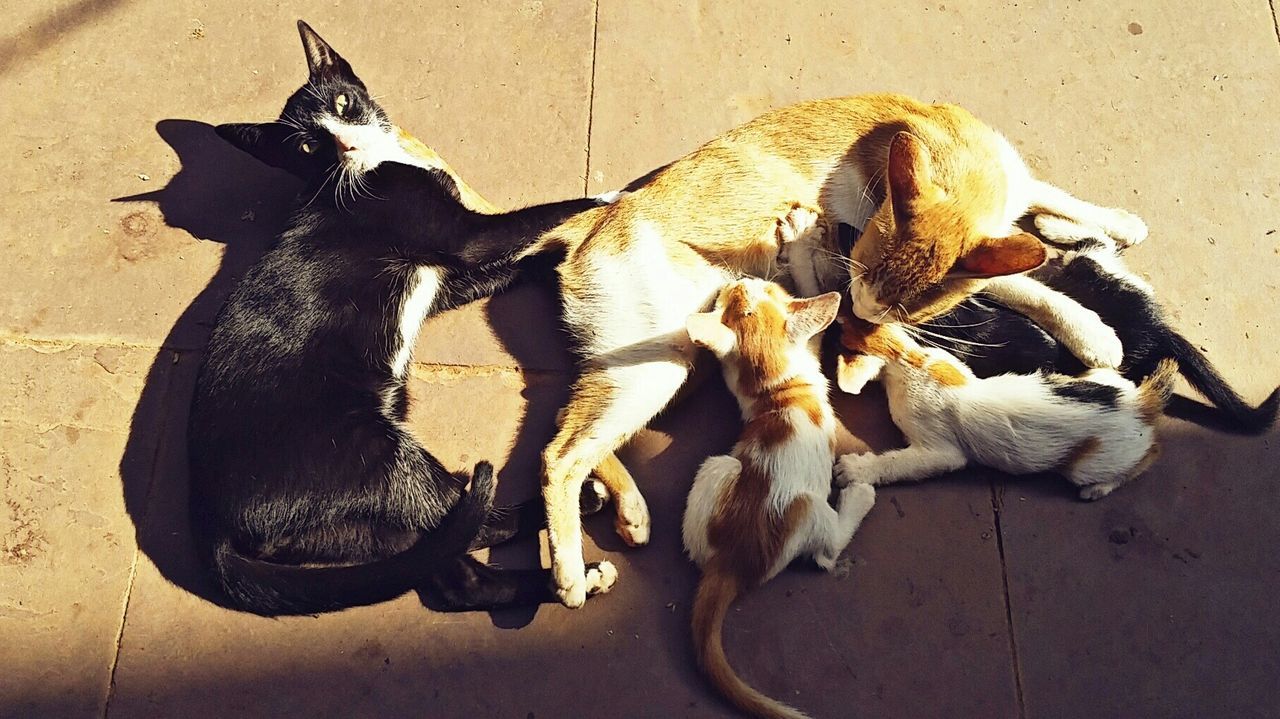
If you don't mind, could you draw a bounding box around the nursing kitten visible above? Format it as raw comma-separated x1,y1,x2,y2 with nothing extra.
190,21,615,615
914,229,1279,434
833,316,1176,500
534,93,1143,605
682,279,876,719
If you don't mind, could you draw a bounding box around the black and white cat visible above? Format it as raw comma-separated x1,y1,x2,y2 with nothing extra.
916,227,1279,435
190,21,617,616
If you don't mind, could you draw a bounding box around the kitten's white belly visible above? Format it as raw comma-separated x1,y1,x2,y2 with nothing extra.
390,266,443,378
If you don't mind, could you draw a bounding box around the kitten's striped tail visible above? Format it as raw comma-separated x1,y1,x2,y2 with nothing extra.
1136,358,1178,424
692,566,811,719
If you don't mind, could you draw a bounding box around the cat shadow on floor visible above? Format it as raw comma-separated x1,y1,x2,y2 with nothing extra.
115,118,300,608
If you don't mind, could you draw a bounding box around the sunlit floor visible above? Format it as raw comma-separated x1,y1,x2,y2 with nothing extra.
4,2,1279,717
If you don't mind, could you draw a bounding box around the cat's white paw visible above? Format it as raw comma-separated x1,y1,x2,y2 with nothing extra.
1064,319,1124,369
840,482,877,513
614,491,651,547
584,561,619,595
835,453,874,487
776,204,821,246
554,562,589,609
1105,209,1148,247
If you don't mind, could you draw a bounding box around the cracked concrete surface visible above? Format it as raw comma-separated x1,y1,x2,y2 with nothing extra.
2,2,1278,718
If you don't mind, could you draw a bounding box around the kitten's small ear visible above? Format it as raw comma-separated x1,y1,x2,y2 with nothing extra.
297,20,354,79
215,122,292,170
953,232,1047,278
686,312,734,355
886,132,934,222
787,292,842,341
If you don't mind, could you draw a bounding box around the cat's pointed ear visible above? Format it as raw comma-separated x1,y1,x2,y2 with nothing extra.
686,312,735,355
886,131,935,225
787,292,842,342
952,232,1047,278
215,122,294,170
297,20,354,79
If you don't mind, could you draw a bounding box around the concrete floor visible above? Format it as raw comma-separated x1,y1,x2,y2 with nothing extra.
3,2,1279,717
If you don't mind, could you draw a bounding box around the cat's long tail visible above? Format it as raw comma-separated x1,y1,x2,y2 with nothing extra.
211,461,495,617
692,566,810,719
1163,333,1280,434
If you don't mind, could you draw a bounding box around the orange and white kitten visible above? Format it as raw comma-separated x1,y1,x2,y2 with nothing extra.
833,317,1176,500
682,278,876,719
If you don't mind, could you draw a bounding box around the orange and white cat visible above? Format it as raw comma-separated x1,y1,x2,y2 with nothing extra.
833,316,1175,500
529,93,1146,606
682,278,875,719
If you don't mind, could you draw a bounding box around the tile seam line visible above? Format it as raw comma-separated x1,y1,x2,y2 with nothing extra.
1271,0,1280,49
582,0,601,196
990,480,1027,719
100,351,178,719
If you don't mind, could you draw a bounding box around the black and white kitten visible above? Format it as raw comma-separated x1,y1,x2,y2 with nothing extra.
190,21,616,616
918,229,1278,435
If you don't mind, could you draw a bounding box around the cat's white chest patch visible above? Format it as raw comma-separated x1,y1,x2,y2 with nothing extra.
391,266,443,378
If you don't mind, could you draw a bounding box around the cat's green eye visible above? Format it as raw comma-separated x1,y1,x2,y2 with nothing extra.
335,94,348,115
299,141,315,155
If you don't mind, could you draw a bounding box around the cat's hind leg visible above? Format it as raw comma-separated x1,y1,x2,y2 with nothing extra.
807,483,877,570
1028,179,1148,247
1065,433,1159,501
835,444,968,487
543,357,692,607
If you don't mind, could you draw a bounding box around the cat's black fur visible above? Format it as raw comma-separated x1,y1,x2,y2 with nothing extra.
190,22,606,616
918,237,1279,435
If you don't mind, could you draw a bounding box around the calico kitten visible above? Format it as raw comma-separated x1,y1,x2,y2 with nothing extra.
190,21,616,616
833,316,1176,500
914,230,1279,434
682,279,876,719
532,93,1144,605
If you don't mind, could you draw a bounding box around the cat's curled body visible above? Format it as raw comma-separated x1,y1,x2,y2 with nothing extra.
190,22,617,616
833,316,1176,500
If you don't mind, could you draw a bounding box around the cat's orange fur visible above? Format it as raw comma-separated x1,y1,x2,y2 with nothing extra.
531,94,1142,604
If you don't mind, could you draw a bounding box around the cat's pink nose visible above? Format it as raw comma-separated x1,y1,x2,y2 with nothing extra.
334,135,358,154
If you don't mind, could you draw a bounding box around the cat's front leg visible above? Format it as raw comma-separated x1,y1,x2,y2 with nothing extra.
774,203,823,269
983,274,1124,368
835,445,968,487
1027,179,1148,247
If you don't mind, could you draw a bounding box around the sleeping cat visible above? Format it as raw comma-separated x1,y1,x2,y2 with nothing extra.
682,278,875,719
531,93,1148,605
190,21,617,615
833,316,1176,500
905,228,1279,434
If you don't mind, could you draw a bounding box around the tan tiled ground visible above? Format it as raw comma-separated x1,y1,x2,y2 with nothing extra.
4,2,1279,718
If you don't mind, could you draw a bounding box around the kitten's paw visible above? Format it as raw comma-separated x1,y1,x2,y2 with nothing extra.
1078,482,1120,501
776,203,822,246
584,560,619,596
579,479,610,516
835,453,874,488
841,482,877,513
614,492,651,547
1105,209,1148,247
